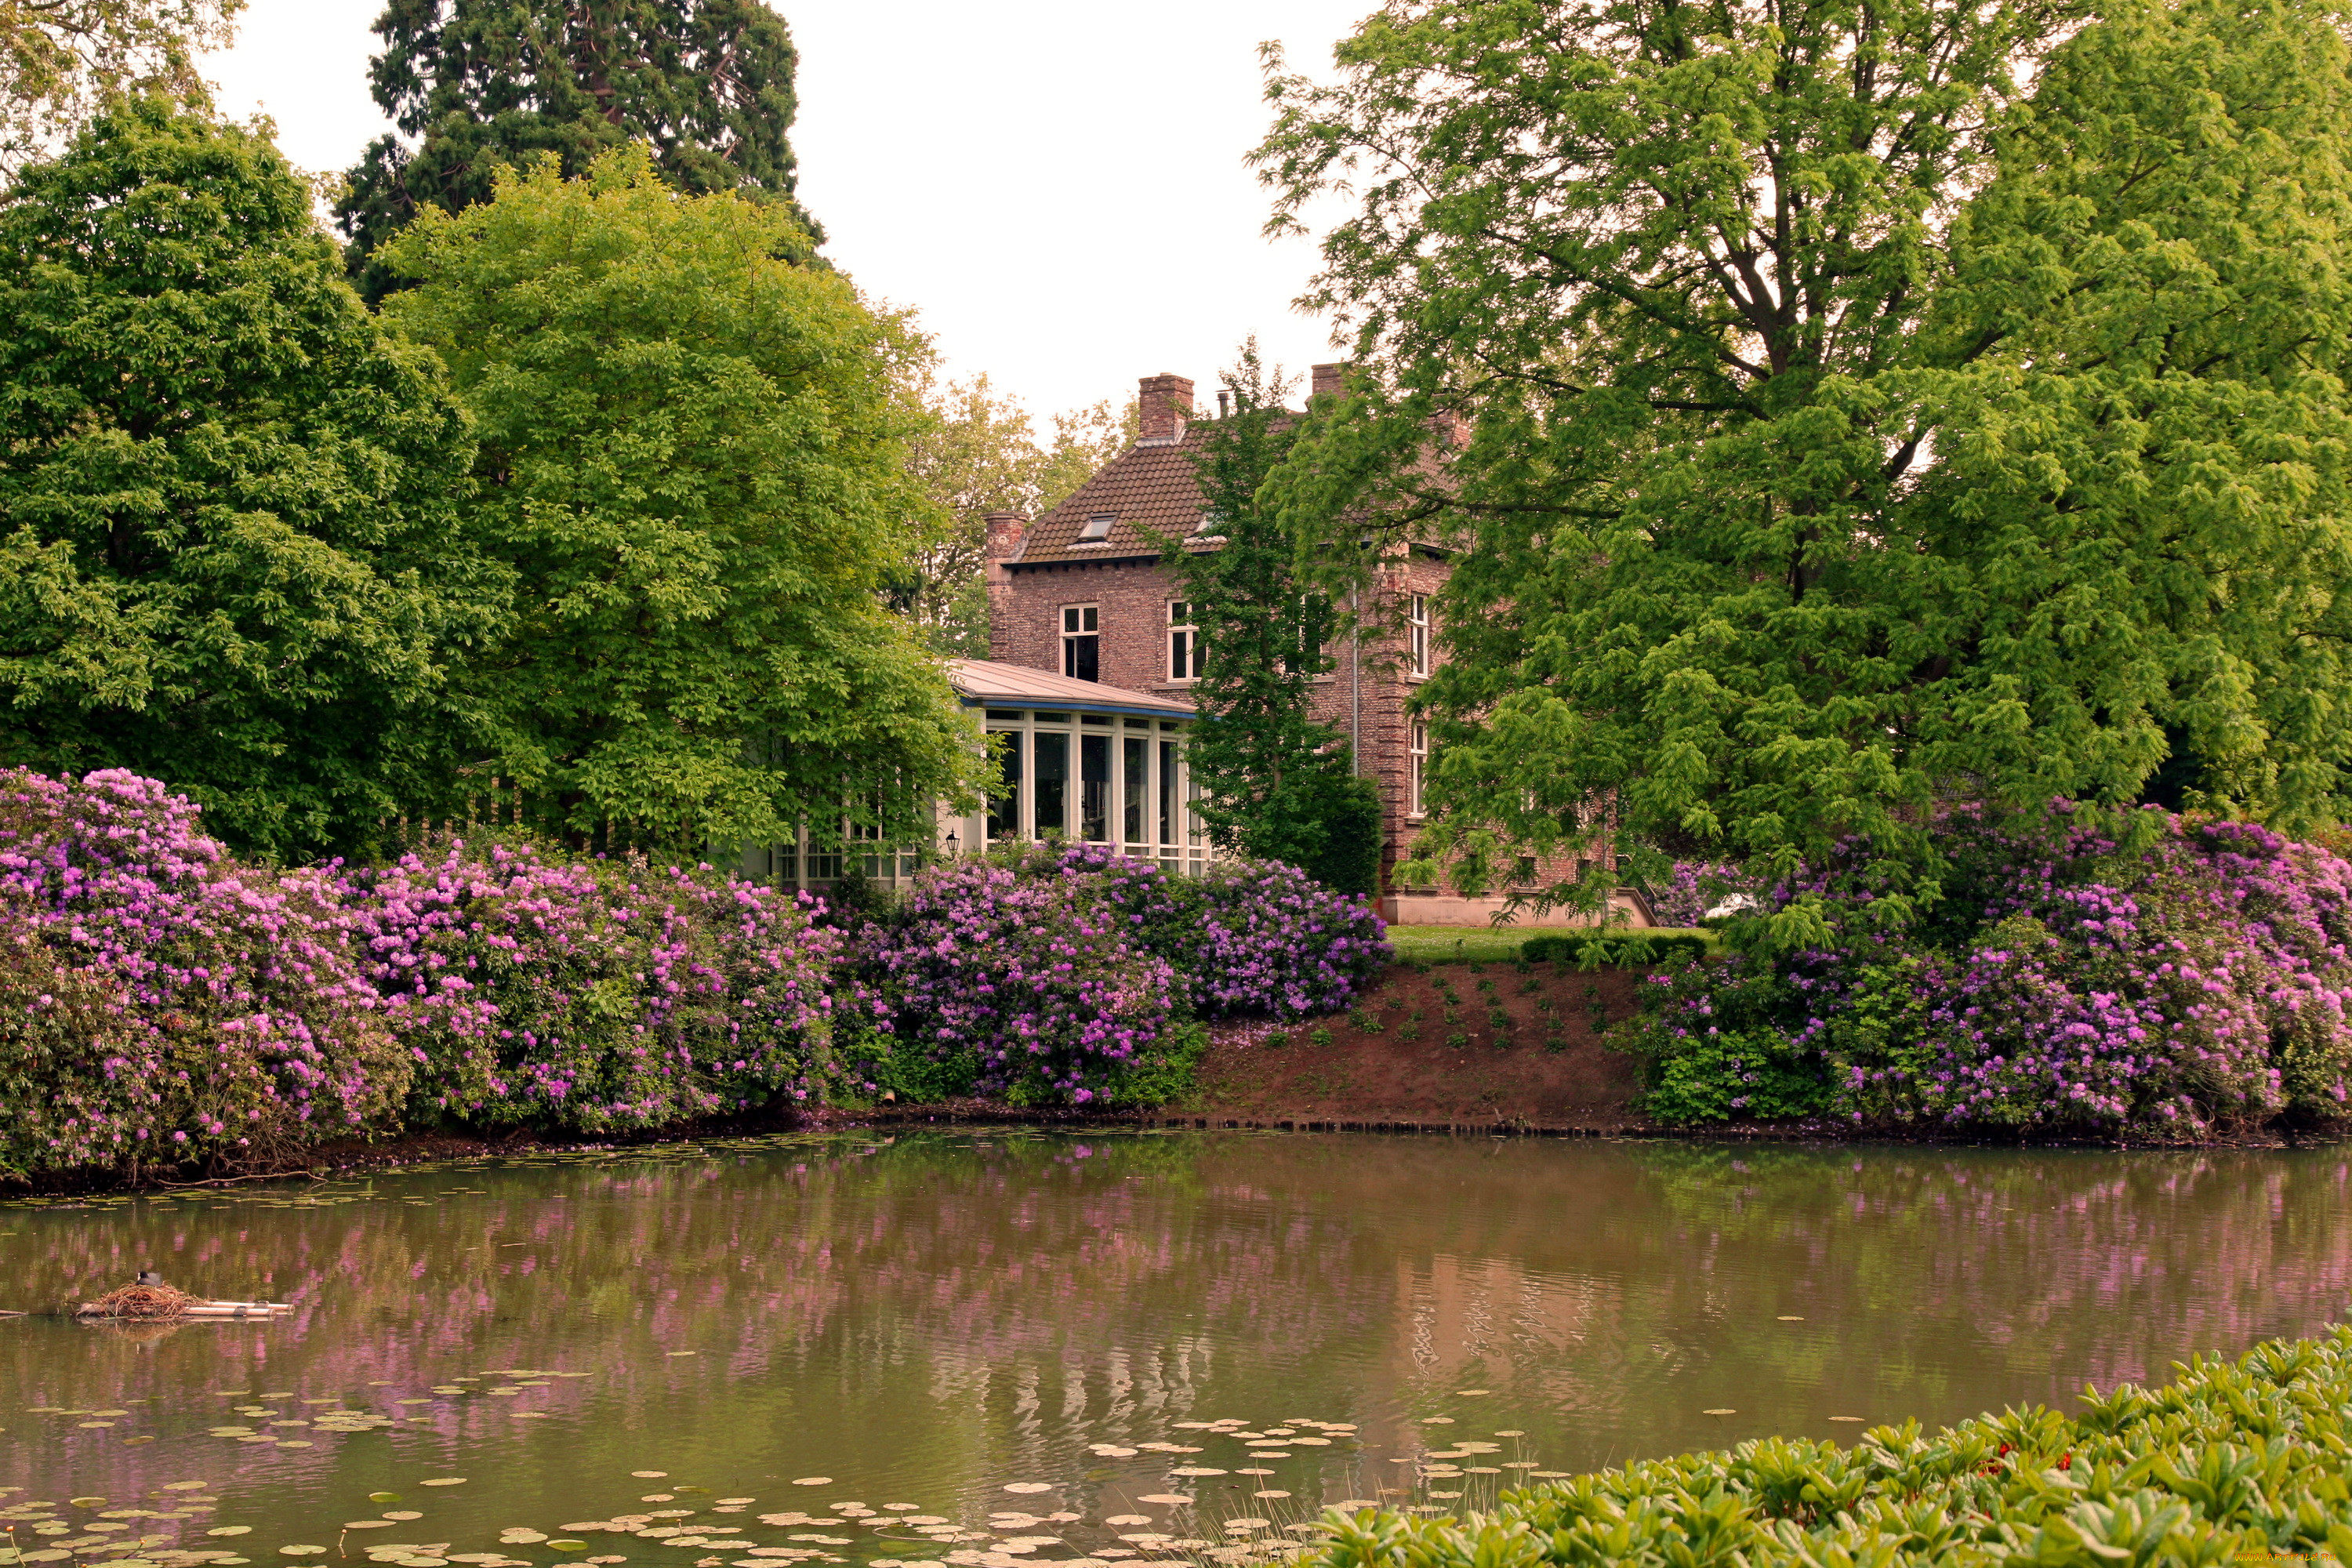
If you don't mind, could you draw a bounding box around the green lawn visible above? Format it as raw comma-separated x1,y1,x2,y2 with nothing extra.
1381,924,1715,964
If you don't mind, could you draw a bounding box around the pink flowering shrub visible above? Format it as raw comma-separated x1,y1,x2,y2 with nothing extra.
1626,809,2352,1136
862,844,1175,1104
0,770,408,1178
342,841,843,1133
858,844,1388,1105
1644,861,1756,927
1154,858,1391,1018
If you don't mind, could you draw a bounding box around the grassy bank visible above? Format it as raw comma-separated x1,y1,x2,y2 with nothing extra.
1384,925,1717,964
1303,1326,2352,1568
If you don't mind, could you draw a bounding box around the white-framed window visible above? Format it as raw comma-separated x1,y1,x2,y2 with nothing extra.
1062,604,1099,681
1408,593,1430,677
1167,601,1203,681
1078,512,1116,542
1409,721,1429,817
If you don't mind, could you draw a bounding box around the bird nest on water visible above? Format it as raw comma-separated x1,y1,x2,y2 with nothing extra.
75,1283,201,1320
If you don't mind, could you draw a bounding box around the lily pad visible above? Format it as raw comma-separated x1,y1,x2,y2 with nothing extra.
1000,1486,1052,1497
278,1547,329,1556
418,1480,467,1489
788,1480,830,1489
368,1497,402,1506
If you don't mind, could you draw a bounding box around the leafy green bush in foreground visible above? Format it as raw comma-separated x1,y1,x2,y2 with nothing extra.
1308,1327,2352,1568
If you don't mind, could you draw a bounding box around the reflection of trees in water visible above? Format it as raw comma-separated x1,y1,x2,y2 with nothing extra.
6,1134,2350,1512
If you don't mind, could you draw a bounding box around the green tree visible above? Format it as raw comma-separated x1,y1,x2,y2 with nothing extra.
0,100,501,857
1258,0,2352,943
379,143,984,854
336,0,819,297
895,372,1134,658
1157,344,1381,894
0,0,239,173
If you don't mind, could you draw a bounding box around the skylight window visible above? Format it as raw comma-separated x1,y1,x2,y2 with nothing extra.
1078,513,1116,541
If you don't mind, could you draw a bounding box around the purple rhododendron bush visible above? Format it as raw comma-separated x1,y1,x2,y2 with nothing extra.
857,843,1389,1105
343,843,844,1134
1626,808,2352,1138
0,769,1392,1176
0,771,409,1180
0,770,845,1180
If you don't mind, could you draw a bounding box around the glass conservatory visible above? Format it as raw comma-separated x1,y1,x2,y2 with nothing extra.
944,658,1208,877
736,659,1206,895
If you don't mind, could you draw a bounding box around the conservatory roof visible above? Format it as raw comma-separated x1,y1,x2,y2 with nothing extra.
947,659,1198,720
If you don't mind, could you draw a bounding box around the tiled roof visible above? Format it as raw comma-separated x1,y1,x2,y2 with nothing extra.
947,659,1198,718
1012,423,1228,566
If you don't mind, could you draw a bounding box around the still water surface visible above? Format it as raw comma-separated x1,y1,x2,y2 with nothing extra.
4,1131,2350,1562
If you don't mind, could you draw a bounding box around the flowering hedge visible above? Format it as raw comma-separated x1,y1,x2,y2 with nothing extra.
1625,808,2352,1136
858,846,1176,1104
858,844,1389,1105
0,771,408,1179
343,843,842,1133
0,769,1392,1176
1153,858,1392,1018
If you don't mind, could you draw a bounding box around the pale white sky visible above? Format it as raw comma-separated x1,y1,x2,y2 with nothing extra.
202,0,1373,423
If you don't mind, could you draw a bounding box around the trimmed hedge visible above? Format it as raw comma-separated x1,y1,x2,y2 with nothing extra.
1306,1327,2352,1568
1522,931,1711,967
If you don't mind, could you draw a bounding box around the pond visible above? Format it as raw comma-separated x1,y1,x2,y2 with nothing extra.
4,1131,2350,1568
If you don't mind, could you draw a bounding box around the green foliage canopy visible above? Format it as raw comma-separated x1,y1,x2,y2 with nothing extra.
0,100,500,857
1258,0,2352,946
896,373,1134,658
337,0,819,295
379,145,985,853
0,0,239,174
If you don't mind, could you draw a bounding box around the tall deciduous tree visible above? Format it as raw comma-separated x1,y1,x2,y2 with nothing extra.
337,0,818,296
1158,345,1381,894
0,0,238,173
895,372,1134,657
0,100,502,857
379,144,983,854
1259,0,2352,943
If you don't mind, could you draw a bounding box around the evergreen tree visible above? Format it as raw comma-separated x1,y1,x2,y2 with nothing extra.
0,100,502,858
337,0,819,296
1159,345,1381,895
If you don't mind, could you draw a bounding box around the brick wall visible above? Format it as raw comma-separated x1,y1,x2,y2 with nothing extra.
989,548,1614,916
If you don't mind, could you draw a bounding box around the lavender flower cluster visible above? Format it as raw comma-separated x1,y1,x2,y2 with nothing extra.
0,770,841,1177
859,844,1390,1104
0,770,407,1177
342,842,842,1133
0,770,1392,1174
1628,808,2352,1136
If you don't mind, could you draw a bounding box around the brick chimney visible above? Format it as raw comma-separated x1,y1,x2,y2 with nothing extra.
1138,373,1193,445
1311,361,1346,401
983,510,1026,661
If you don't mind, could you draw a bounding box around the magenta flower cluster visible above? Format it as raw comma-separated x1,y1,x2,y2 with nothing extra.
1629,808,2352,1136
0,769,844,1177
860,844,1389,1104
1159,859,1392,1018
340,841,843,1133
860,845,1176,1104
0,769,407,1178
1645,860,1751,927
